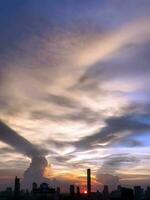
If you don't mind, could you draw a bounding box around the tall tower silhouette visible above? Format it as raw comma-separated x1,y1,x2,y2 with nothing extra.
14,176,20,198
87,168,91,195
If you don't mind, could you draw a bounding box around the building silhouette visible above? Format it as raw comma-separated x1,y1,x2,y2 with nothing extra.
70,185,75,196
14,176,20,197
32,182,38,193
134,186,144,200
87,168,91,195
0,169,150,200
56,187,60,195
103,185,109,200
121,187,134,200
145,186,150,200
77,186,80,196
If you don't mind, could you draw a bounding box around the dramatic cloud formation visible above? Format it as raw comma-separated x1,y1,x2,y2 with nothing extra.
0,0,150,190
0,121,41,157
23,156,49,188
0,121,48,186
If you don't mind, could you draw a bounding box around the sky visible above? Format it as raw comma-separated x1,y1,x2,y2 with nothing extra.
0,0,150,191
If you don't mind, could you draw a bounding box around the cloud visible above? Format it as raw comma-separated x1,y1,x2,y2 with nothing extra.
96,154,140,190
0,121,48,187
22,156,49,188
0,121,46,157
31,107,101,125
43,94,79,109
0,121,40,157
0,147,15,155
101,154,139,173
0,0,150,188
97,173,119,191
71,113,150,150
119,139,143,147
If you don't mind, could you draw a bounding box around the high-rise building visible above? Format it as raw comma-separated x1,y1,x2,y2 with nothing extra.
145,186,150,199
77,186,80,196
40,183,49,193
70,185,75,196
103,185,109,200
121,187,134,200
87,168,91,195
6,187,12,196
32,182,38,193
14,176,20,196
134,186,144,200
56,187,60,194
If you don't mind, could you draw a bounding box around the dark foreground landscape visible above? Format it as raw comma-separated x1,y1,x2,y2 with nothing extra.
0,169,150,200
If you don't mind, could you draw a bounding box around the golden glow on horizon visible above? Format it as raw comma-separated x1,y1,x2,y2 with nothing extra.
43,165,99,189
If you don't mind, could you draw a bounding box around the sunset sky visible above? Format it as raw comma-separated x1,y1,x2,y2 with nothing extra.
0,0,150,191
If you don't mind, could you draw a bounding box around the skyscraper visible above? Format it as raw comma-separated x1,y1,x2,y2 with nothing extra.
87,168,91,195
32,182,38,193
14,176,20,197
77,186,80,196
56,187,60,195
103,185,109,200
134,186,144,200
70,185,75,196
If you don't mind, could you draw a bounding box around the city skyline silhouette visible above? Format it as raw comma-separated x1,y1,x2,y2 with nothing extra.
0,168,150,200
